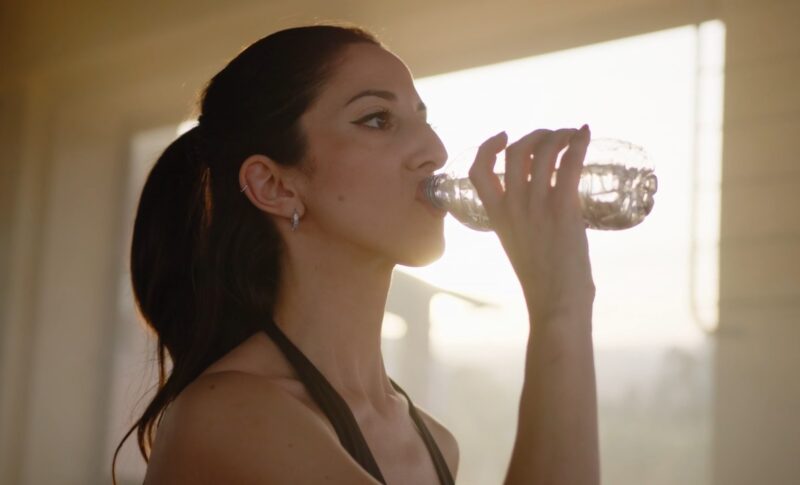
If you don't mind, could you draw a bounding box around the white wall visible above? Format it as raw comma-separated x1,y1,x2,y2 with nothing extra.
713,2,800,484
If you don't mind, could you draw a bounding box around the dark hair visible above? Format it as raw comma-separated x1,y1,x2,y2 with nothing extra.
112,24,381,484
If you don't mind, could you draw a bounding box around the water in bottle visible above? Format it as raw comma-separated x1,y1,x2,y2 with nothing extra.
422,138,658,231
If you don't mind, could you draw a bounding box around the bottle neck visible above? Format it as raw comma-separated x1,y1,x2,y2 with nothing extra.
424,173,449,210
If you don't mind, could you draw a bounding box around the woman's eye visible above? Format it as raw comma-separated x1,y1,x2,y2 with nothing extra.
359,111,394,130
354,111,435,131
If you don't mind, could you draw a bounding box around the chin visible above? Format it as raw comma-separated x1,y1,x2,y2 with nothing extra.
396,232,446,267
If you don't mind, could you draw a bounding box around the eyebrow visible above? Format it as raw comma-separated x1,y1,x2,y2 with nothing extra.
345,89,427,112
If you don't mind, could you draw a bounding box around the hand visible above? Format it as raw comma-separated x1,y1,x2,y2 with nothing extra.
468,126,595,326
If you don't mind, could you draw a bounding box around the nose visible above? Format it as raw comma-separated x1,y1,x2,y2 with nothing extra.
408,123,448,174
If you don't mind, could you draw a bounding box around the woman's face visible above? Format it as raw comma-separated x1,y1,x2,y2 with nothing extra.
296,43,448,267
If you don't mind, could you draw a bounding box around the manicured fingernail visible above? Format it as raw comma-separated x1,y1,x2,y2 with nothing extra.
580,124,589,132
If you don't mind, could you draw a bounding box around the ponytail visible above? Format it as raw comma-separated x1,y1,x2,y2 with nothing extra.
131,127,208,352
112,126,210,477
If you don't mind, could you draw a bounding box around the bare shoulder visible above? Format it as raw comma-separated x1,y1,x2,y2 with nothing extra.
412,404,460,479
144,371,380,485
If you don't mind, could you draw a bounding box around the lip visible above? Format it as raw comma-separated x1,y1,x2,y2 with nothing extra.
416,180,447,218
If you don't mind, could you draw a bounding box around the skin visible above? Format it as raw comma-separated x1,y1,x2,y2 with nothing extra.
145,41,599,485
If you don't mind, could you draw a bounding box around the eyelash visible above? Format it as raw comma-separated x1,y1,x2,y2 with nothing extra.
360,110,394,130
358,110,437,131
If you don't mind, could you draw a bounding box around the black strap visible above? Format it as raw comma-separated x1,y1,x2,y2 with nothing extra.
261,318,386,483
390,378,455,485
261,318,454,485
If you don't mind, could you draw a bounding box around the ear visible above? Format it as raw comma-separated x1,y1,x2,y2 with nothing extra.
239,154,306,220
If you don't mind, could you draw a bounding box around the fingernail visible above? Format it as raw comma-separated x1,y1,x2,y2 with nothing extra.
493,130,507,139
580,124,589,132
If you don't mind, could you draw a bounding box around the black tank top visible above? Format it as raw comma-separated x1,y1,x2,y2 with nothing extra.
261,317,455,485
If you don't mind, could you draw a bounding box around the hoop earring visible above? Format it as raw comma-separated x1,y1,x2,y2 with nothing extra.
291,209,300,232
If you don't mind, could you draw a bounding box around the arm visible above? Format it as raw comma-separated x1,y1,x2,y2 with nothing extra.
505,315,598,484
468,125,600,485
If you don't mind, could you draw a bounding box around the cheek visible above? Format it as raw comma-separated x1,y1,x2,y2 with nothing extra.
312,148,404,211
308,161,405,228
303,136,415,235
307,166,444,264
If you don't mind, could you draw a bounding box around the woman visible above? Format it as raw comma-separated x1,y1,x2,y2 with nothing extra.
113,24,599,485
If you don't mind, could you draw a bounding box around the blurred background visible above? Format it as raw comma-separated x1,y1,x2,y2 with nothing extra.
0,0,797,484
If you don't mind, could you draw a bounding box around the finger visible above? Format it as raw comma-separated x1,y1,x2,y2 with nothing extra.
504,129,552,210
468,131,508,220
554,124,591,207
530,128,577,199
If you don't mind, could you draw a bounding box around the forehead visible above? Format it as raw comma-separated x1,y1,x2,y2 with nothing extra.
315,43,419,108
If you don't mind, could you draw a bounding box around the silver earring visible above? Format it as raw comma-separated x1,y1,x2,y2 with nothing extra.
291,209,300,231
240,184,248,193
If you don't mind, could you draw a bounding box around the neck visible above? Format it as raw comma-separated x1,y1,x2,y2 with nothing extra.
270,230,399,414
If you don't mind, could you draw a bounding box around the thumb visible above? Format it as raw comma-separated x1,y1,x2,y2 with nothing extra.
468,131,507,211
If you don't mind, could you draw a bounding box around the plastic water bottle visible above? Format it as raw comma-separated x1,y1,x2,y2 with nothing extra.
422,138,658,231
